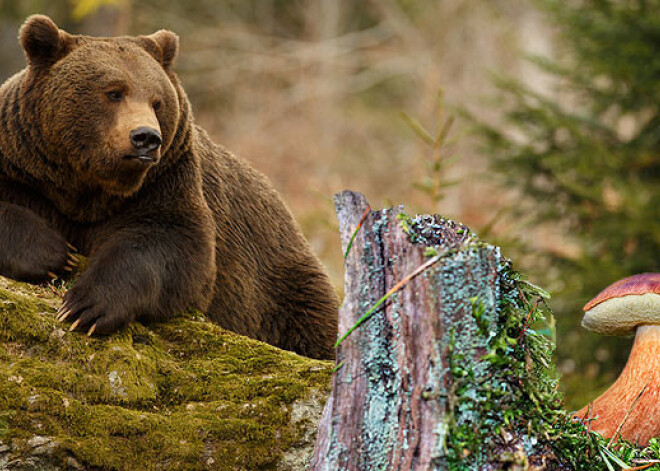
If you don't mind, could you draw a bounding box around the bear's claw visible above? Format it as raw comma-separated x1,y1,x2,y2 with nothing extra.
68,319,81,332
57,307,71,322
59,286,130,336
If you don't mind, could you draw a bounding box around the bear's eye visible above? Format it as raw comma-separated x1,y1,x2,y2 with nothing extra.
106,90,124,102
153,100,162,111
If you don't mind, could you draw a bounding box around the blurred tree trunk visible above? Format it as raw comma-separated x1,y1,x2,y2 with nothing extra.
307,0,344,154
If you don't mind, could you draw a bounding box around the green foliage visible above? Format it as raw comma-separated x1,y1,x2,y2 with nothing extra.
446,263,660,470
446,263,562,469
402,90,461,208
396,212,413,233
554,425,660,470
465,0,660,408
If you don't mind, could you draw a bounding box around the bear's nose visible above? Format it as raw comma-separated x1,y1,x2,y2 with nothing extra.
130,127,162,152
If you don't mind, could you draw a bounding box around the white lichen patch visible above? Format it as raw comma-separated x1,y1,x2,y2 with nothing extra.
278,391,328,470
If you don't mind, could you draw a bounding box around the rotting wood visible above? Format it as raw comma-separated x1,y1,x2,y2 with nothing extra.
311,190,564,470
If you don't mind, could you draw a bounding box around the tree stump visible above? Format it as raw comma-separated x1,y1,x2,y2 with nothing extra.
311,191,564,470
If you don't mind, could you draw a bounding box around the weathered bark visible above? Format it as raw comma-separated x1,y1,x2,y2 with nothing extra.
311,191,559,470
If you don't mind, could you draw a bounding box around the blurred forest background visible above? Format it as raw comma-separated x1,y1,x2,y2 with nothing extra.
0,0,658,410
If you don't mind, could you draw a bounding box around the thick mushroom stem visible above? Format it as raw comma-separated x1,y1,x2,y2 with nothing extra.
576,325,660,445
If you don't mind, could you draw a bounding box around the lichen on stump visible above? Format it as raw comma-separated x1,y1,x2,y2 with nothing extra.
312,191,569,470
0,276,332,470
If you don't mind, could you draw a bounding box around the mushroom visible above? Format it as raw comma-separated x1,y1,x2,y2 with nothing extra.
576,273,660,445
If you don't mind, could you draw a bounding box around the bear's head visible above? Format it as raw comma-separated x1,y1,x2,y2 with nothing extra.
19,15,183,197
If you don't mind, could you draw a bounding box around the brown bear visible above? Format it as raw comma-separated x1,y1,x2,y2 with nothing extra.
0,15,339,360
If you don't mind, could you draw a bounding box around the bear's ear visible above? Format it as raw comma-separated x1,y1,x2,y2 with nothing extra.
139,30,179,69
19,15,73,69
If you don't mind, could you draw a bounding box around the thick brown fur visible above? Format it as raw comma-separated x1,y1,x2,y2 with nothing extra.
0,15,338,359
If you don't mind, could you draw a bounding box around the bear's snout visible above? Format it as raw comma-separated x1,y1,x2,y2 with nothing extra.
107,98,162,167
130,126,162,154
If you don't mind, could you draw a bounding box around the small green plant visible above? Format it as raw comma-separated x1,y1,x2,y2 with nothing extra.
402,89,460,208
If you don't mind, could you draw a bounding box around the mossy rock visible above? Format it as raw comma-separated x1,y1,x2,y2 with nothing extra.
0,276,332,470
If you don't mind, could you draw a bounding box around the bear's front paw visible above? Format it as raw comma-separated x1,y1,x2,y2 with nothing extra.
57,286,132,336
6,230,78,283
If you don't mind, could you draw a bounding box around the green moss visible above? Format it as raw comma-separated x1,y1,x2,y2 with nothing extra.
443,257,562,469
0,279,331,470
428,226,660,470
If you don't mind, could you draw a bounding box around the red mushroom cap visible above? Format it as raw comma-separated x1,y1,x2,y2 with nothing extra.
584,273,660,311
582,273,660,336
